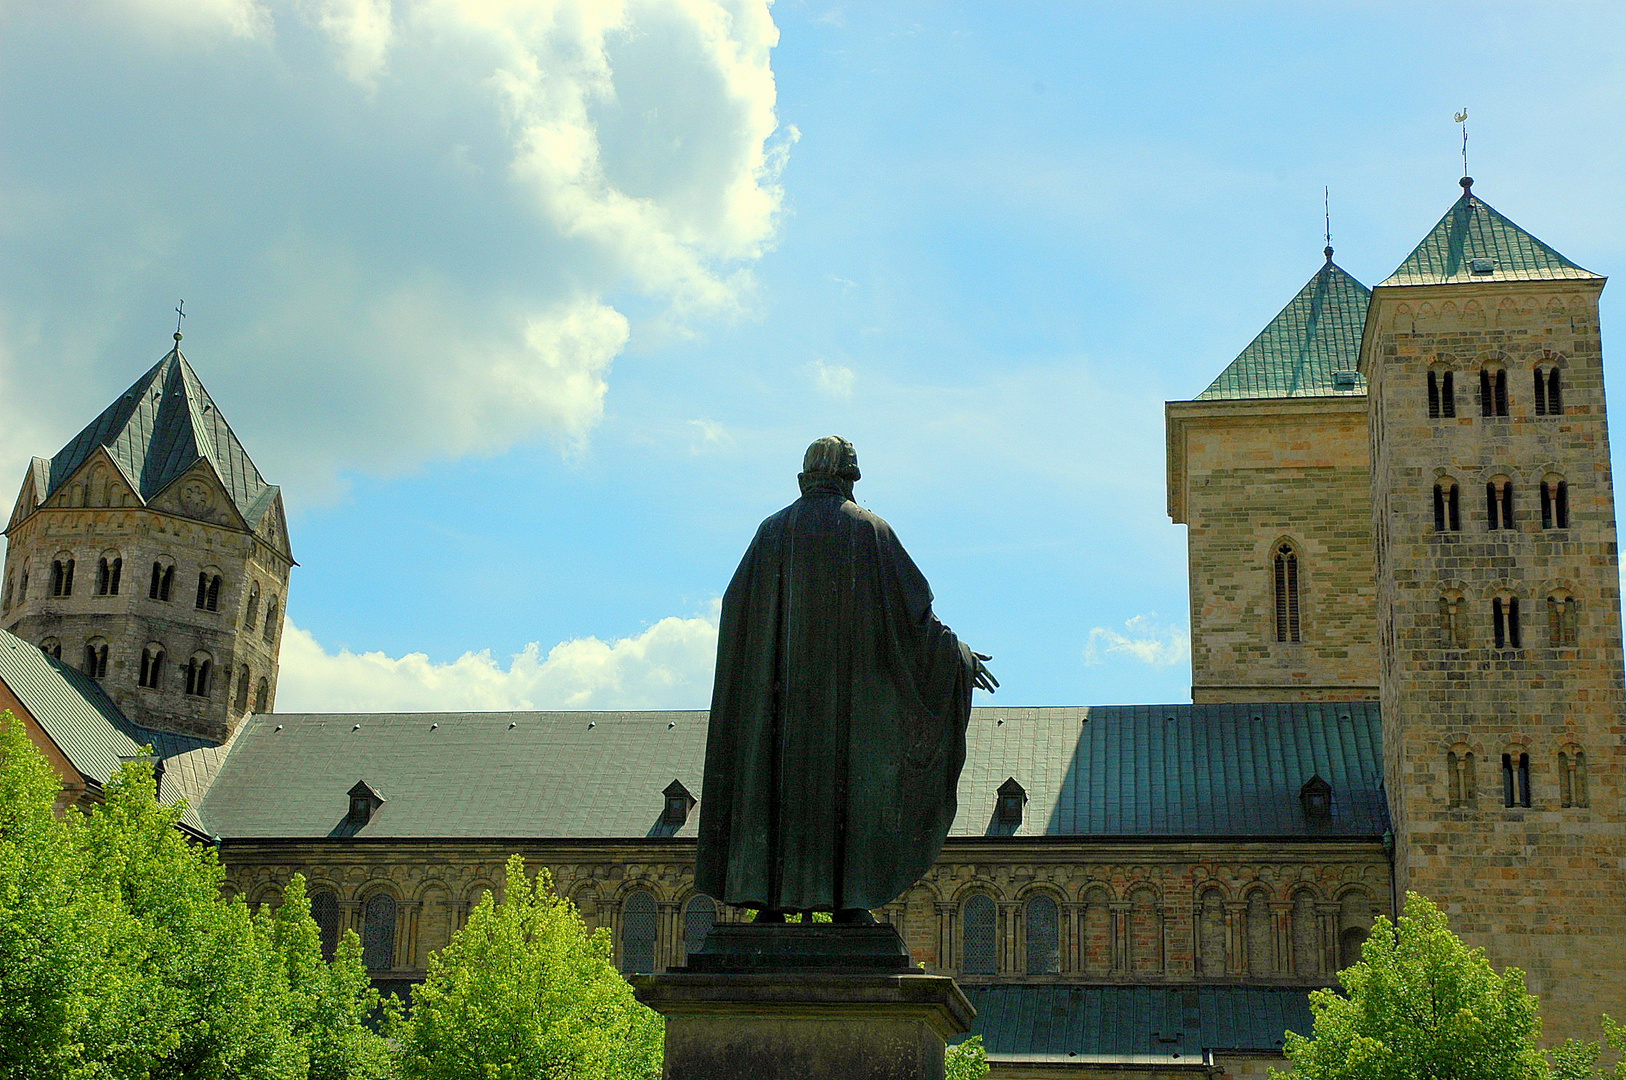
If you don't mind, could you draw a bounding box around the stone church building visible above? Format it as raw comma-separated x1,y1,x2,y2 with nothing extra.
5,177,1622,1077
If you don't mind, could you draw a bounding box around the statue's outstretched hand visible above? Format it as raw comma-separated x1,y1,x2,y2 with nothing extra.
971,651,999,693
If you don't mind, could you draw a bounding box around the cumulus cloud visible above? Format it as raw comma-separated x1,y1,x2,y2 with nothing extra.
810,359,855,399
276,611,720,712
0,0,790,496
1084,614,1190,668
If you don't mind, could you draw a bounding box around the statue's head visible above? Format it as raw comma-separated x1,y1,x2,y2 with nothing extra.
799,436,860,497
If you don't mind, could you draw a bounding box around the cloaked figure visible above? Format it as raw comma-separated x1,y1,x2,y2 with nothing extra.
695,436,996,922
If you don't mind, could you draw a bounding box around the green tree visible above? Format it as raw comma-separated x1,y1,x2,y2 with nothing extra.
945,1035,989,1080
396,854,663,1080
1276,891,1548,1080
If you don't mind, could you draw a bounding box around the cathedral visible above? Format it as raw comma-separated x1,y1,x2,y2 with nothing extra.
4,176,1622,1078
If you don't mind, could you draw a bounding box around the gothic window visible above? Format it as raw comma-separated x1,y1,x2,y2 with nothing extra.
1480,367,1508,416
1433,482,1461,532
620,891,657,973
682,895,716,963
1535,366,1563,416
1427,369,1456,418
39,638,60,660
310,891,341,961
234,666,252,713
1502,752,1532,808
362,893,397,972
1083,886,1113,974
196,572,222,612
1291,891,1320,977
962,894,997,976
1493,597,1522,649
1196,888,1226,976
1548,594,1578,647
1273,543,1301,644
149,560,175,601
1244,891,1272,975
245,582,260,629
82,638,109,679
1541,480,1569,529
50,558,74,597
1025,895,1060,975
1559,749,1589,808
1485,481,1514,530
264,598,279,644
96,555,122,596
254,677,270,712
1447,749,1475,807
139,644,166,689
184,653,213,697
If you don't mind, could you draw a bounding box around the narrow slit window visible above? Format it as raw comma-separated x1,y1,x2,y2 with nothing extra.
1556,482,1569,528
1434,485,1446,532
1502,754,1515,806
1442,371,1456,416
1273,543,1301,643
196,572,209,609
1542,482,1553,528
1494,598,1507,648
97,558,111,595
1508,597,1522,648
109,558,120,595
1495,370,1508,415
1560,752,1574,807
1428,371,1441,418
1518,752,1532,807
206,575,221,612
1548,368,1562,414
1535,368,1548,415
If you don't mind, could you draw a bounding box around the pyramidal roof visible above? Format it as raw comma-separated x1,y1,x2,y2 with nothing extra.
1198,255,1371,401
43,341,278,529
1379,181,1602,287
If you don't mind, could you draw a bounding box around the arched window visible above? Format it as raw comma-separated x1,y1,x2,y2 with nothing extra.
82,638,108,679
1480,367,1508,416
196,571,222,612
149,560,175,601
254,677,270,713
1338,892,1373,969
1440,593,1466,647
234,666,252,713
96,555,122,596
1559,749,1589,809
264,598,280,644
1245,891,1272,975
1273,543,1301,643
139,644,166,689
1447,748,1475,807
1493,597,1522,649
1025,895,1060,975
50,557,75,597
1433,482,1461,532
1502,752,1532,808
1548,594,1578,647
682,895,716,963
1485,480,1514,530
962,894,996,976
184,653,213,697
1540,480,1569,529
39,638,60,660
1291,891,1320,976
362,893,397,972
245,582,261,629
1535,366,1563,416
1427,369,1456,418
311,891,341,961
1196,887,1226,976
620,891,657,973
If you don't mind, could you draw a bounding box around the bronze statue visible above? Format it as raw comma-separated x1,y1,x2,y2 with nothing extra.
695,436,996,923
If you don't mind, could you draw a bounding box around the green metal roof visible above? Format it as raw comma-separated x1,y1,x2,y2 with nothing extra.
955,985,1315,1063
1379,185,1601,287
1197,258,1370,400
39,346,280,531
195,703,1386,841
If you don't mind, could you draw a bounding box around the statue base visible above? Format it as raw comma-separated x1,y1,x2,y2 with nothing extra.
630,970,974,1080
682,921,913,973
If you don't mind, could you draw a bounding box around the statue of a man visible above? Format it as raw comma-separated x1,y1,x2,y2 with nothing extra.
695,436,996,922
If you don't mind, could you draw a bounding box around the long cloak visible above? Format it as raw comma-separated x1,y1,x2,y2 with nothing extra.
695,480,974,912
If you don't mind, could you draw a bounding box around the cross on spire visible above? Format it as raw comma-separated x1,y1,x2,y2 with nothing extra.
1324,187,1333,263
174,300,185,344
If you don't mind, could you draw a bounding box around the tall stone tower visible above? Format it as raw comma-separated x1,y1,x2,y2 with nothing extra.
1362,178,1626,1034
1,335,293,743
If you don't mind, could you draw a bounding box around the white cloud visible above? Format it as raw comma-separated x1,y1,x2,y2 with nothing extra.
688,418,734,452
1084,613,1190,668
298,0,393,87
276,609,720,712
810,358,855,399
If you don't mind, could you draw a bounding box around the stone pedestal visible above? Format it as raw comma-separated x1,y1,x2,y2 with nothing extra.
631,970,974,1080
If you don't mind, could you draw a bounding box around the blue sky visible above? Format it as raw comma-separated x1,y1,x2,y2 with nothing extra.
3,1,1623,711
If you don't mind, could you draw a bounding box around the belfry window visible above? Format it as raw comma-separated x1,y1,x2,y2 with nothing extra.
1541,481,1569,529
1535,367,1563,416
1559,750,1589,808
1548,594,1578,647
50,559,74,597
1273,543,1301,643
1502,752,1532,808
149,561,174,601
39,638,60,660
1493,597,1521,649
1480,368,1508,416
1447,750,1475,808
184,654,213,697
1433,483,1461,532
196,572,222,612
83,640,108,679
1486,481,1514,530
264,599,279,644
1427,370,1456,418
139,645,166,689
96,556,122,596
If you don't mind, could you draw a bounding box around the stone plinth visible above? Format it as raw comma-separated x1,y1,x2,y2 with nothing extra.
631,970,974,1080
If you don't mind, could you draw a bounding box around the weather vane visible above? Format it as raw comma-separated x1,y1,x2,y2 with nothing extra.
1324,186,1332,261
174,300,186,341
1455,108,1469,178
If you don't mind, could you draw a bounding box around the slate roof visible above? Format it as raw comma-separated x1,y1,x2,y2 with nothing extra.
1197,258,1370,400
1379,185,1602,287
0,628,214,788
955,984,1315,1064
194,703,1387,842
41,345,279,529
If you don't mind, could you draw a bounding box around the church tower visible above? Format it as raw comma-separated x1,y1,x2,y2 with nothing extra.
1,334,293,743
1361,179,1626,1034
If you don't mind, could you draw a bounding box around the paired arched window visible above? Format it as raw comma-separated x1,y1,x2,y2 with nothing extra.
245,582,261,629
310,891,341,961
139,644,166,689
1485,481,1514,530
95,555,122,596
1447,748,1475,808
1502,752,1532,808
82,638,109,679
1559,748,1589,808
620,891,657,973
362,892,397,972
1433,482,1461,532
234,666,252,713
1025,895,1060,975
39,638,61,660
1493,596,1522,649
1540,480,1569,529
50,557,75,597
1273,542,1301,643
682,895,716,964
1548,594,1579,647
1535,366,1563,415
1480,367,1509,416
1427,369,1456,418
184,653,213,697
195,571,222,612
962,893,996,975
149,560,175,601
264,598,280,644
254,677,271,713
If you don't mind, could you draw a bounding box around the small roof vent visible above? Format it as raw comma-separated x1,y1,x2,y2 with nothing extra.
1332,370,1359,388
348,780,385,826
996,777,1027,826
662,779,697,826
1300,774,1332,821
1469,257,1497,275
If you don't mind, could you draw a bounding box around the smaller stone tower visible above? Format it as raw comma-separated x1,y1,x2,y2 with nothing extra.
1,335,294,742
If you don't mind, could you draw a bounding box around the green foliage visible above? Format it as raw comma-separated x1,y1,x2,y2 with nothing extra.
396,854,663,1080
1550,1016,1626,1080
1276,891,1548,1080
945,1036,989,1080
